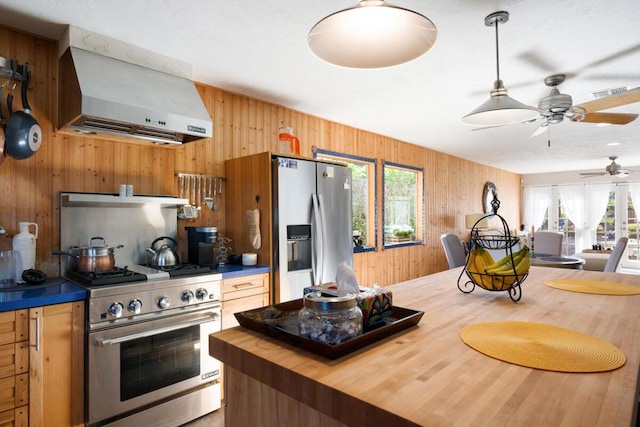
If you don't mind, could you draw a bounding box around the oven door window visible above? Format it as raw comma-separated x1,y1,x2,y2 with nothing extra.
120,324,201,401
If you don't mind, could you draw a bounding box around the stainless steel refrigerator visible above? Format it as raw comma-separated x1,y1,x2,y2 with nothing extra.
272,156,353,302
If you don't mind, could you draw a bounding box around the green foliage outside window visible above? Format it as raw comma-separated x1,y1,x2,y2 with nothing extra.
383,163,422,245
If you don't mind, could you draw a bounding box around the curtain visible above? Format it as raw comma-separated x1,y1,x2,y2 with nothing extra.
523,186,551,231
583,183,612,249
629,183,640,218
557,185,585,252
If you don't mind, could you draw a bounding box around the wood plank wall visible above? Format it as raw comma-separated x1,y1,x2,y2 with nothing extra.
0,25,521,286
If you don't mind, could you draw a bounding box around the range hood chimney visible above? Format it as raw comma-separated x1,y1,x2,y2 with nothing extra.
58,28,212,146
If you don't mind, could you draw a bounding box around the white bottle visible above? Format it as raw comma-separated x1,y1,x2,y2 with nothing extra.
13,222,38,284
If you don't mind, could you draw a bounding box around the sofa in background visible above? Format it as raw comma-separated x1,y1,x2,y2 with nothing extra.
572,251,611,271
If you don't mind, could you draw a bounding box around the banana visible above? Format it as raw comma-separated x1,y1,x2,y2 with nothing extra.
473,247,497,290
493,248,530,275
465,247,484,286
479,248,495,268
514,253,531,275
492,249,531,289
485,247,529,274
484,252,513,272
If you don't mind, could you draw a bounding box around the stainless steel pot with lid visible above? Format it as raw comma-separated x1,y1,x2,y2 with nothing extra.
52,236,124,272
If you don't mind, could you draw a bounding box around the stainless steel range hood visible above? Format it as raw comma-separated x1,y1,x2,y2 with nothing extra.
58,47,212,146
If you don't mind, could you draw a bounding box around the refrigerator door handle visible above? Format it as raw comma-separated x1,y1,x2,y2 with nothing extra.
311,193,325,285
317,193,328,284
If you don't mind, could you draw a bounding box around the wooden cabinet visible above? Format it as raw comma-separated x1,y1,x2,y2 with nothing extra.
221,273,270,329
0,302,84,427
225,152,274,302
0,310,28,427
28,302,84,427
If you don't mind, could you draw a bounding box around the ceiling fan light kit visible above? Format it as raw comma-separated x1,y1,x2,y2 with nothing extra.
579,156,634,179
462,11,539,126
307,0,437,69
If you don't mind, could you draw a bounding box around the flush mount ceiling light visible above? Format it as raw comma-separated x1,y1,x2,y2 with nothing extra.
462,11,539,126
307,0,437,69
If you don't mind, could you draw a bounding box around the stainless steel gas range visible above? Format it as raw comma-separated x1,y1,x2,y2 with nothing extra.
83,269,222,427
59,192,223,427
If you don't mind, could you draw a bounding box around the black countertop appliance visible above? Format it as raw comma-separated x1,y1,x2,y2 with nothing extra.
186,226,218,266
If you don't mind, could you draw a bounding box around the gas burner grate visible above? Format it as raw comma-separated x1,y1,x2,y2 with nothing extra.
66,266,147,286
141,263,213,278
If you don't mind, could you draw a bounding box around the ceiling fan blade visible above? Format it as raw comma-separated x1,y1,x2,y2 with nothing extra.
572,112,639,125
471,123,514,131
517,51,557,73
572,88,640,114
529,123,549,138
579,172,606,178
583,44,640,69
471,115,541,131
584,74,640,81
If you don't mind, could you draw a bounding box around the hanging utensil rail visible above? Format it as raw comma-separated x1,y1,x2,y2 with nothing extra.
175,173,225,213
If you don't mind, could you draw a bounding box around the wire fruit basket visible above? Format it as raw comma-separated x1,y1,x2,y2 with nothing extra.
457,206,529,302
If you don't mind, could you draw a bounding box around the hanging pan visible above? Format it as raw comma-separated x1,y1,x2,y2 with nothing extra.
5,63,42,160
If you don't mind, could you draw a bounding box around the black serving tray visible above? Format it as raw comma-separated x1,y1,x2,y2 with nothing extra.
234,299,424,359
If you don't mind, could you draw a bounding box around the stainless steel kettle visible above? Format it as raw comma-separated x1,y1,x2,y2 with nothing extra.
146,236,179,267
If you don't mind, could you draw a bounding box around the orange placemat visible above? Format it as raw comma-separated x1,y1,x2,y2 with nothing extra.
460,321,625,372
544,279,640,295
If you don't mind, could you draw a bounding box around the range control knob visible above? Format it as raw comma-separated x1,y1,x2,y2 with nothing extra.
108,302,124,318
157,296,171,309
128,299,143,314
181,290,194,304
195,288,208,301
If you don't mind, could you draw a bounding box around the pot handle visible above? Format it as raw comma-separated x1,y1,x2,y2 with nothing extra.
51,250,79,259
21,65,32,114
89,236,106,245
151,236,178,251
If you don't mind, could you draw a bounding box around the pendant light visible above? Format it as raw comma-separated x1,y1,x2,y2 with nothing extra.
307,0,437,69
462,11,539,126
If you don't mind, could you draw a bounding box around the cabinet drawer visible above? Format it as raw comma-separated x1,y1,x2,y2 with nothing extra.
0,311,28,346
0,374,28,413
222,293,270,330
0,343,28,379
0,406,28,427
222,274,269,301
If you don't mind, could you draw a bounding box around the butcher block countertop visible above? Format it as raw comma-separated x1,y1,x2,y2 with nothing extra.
209,267,640,427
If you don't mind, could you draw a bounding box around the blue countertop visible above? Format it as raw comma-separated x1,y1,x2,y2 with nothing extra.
213,264,270,279
0,265,269,313
0,279,86,312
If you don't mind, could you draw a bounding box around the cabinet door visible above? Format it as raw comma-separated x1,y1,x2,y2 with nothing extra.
0,310,28,346
29,302,84,427
0,342,28,380
0,374,27,413
221,273,269,329
222,293,270,330
222,273,269,301
0,405,28,427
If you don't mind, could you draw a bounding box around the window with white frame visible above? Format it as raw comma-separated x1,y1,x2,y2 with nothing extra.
383,161,424,247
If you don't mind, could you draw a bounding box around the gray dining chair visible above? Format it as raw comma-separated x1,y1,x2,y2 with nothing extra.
533,231,563,256
440,233,466,269
603,237,628,273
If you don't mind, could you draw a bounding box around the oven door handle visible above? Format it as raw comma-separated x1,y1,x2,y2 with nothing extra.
93,312,219,347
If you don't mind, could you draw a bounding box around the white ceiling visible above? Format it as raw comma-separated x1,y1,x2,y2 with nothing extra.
1,0,639,176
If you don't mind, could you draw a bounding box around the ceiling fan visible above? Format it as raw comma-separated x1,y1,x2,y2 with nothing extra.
528,74,640,137
473,74,640,137
579,156,636,178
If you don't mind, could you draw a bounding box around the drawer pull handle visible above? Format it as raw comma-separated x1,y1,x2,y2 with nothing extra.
30,316,41,351
234,282,258,290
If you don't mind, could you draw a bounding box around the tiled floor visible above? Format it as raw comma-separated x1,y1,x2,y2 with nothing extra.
180,406,224,427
